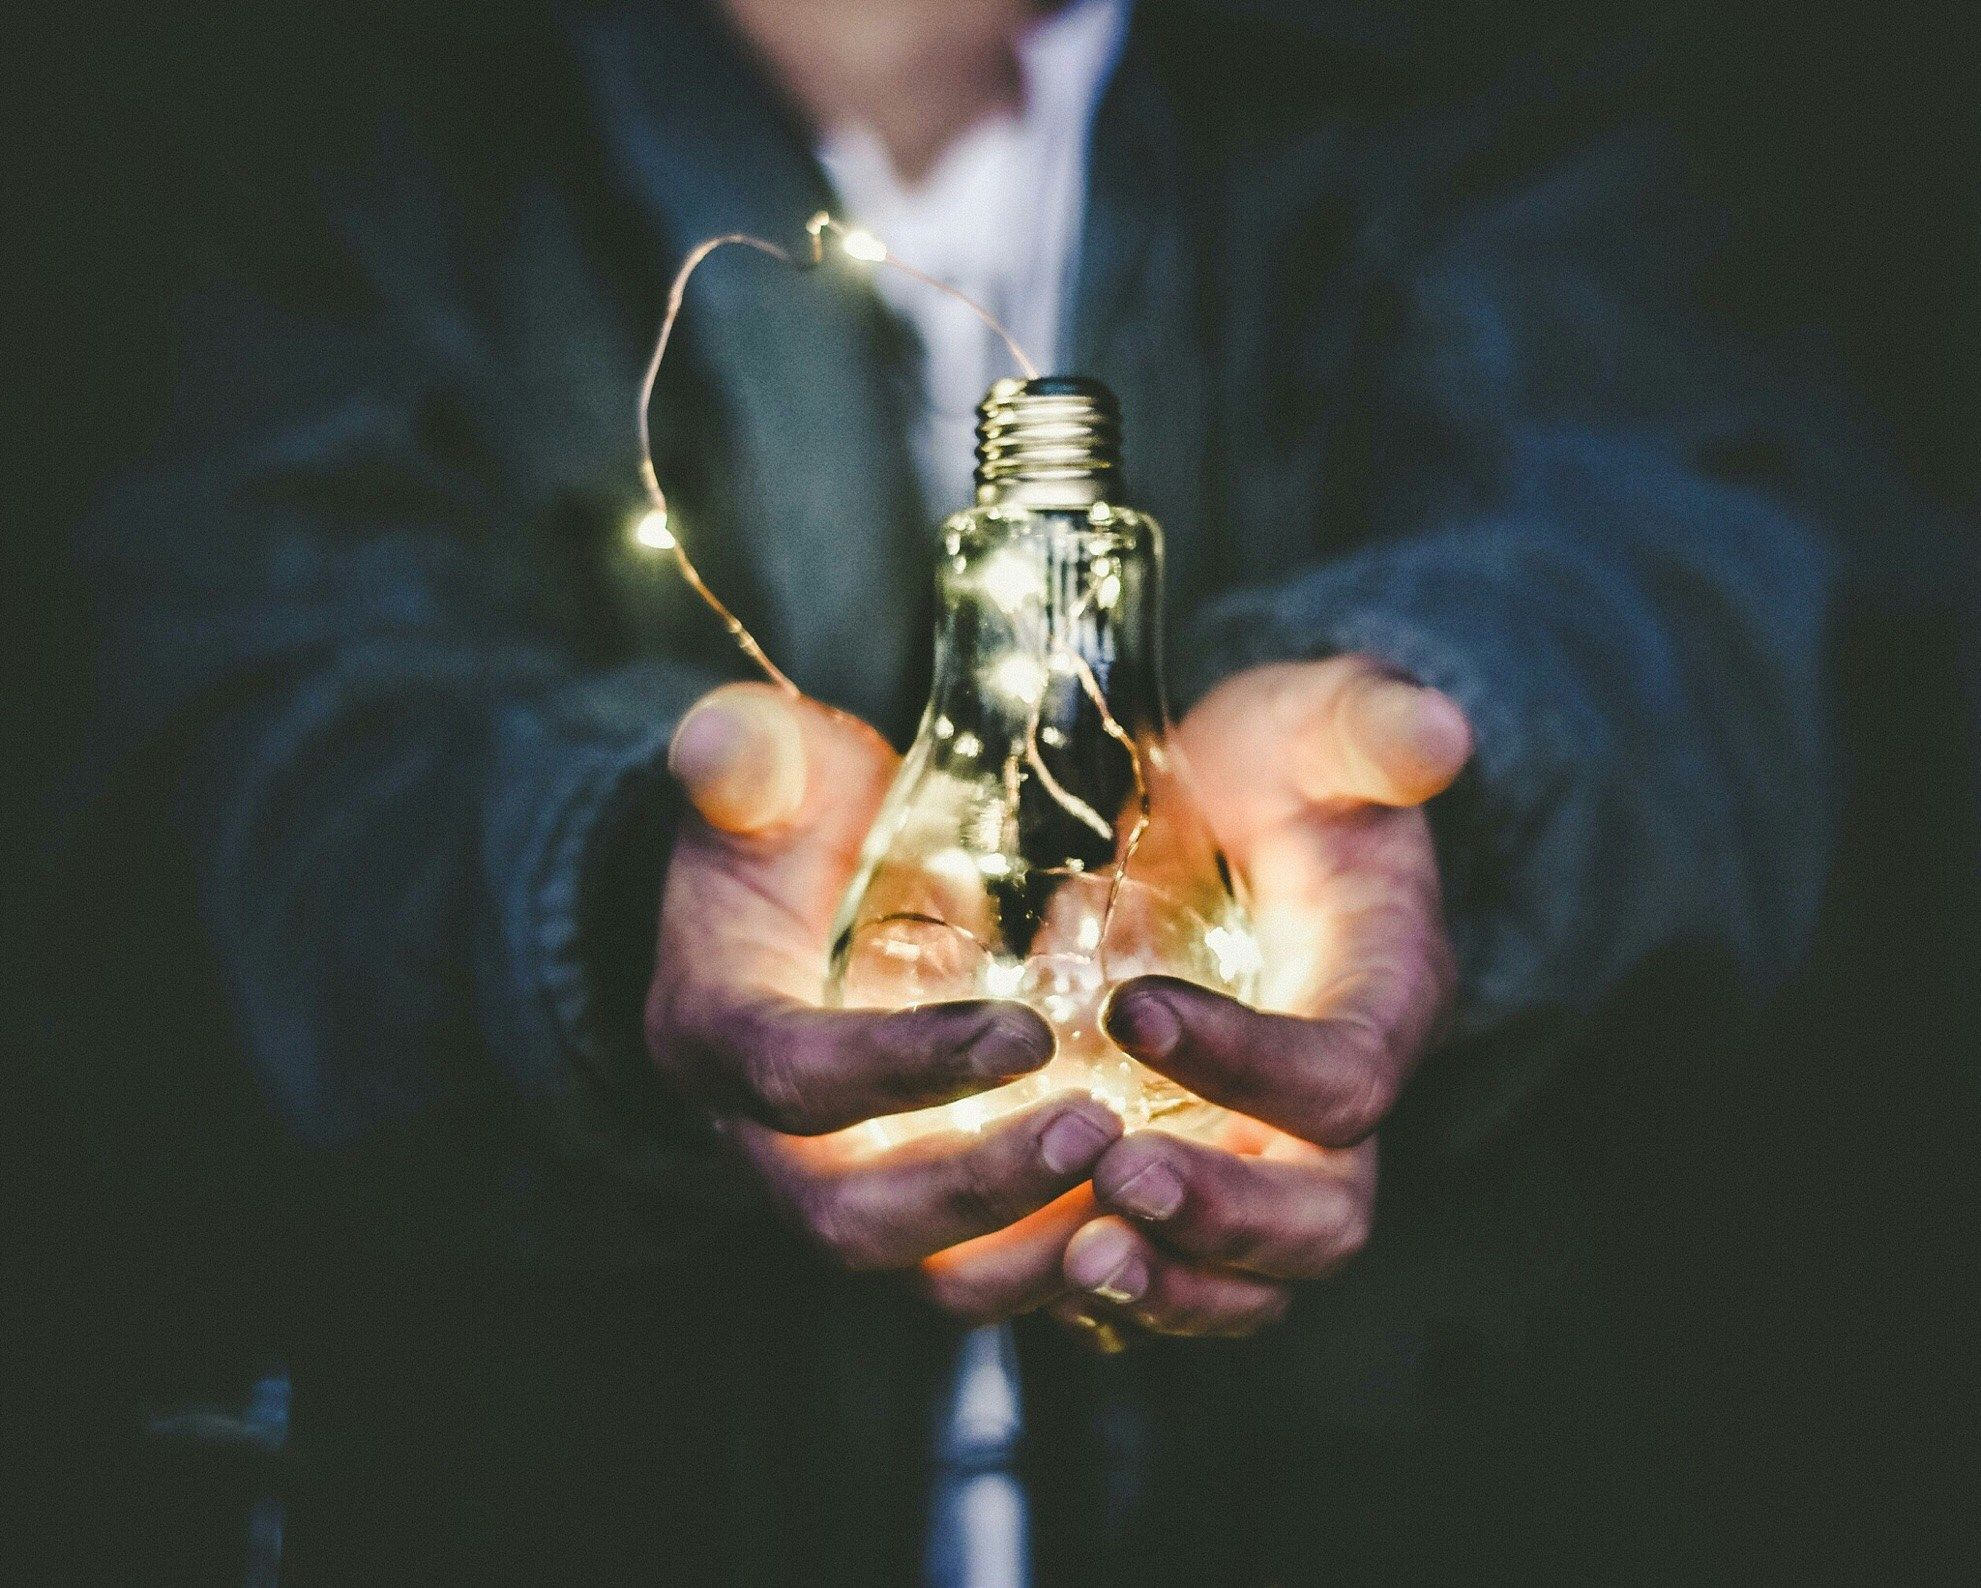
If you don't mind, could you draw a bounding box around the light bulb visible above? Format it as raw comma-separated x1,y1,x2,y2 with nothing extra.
827,377,1256,1144
631,507,676,550
839,228,890,263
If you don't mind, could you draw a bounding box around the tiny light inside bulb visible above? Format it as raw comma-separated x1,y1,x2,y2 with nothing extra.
980,550,1045,613
983,961,1027,998
840,229,889,263
1204,924,1264,984
989,653,1048,705
632,508,676,551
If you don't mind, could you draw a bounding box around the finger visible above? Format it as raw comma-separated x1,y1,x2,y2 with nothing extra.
669,683,810,833
671,993,1054,1135
1292,661,1472,809
1064,1217,1290,1339
1183,660,1471,834
917,1184,1100,1323
1091,1131,1374,1281
1103,975,1401,1146
789,1097,1118,1272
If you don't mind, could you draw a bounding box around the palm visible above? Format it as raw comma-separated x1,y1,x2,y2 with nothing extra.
1040,658,1468,1339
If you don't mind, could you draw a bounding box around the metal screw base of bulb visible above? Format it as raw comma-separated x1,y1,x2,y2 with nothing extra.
976,376,1123,509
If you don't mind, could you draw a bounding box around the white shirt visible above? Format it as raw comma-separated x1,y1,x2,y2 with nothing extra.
816,0,1131,517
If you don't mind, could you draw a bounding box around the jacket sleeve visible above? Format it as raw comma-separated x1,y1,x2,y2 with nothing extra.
1184,122,1844,1154
65,115,739,1262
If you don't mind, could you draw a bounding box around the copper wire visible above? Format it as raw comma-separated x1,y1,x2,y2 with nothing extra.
637,215,1042,697
640,216,1149,1003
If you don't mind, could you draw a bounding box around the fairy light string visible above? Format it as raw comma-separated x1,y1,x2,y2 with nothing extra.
637,212,1152,999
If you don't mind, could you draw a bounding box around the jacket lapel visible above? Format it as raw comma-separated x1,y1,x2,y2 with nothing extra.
565,1,926,732
1068,37,1212,664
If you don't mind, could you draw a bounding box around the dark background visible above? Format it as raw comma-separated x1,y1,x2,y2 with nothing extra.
9,1,1979,1582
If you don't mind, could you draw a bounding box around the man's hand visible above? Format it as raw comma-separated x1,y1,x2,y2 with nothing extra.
1057,657,1472,1340
647,683,1122,1305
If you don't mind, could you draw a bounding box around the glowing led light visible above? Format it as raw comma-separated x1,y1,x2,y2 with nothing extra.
980,550,1044,613
934,715,956,739
977,853,1013,879
841,228,889,263
631,508,676,551
1094,573,1123,610
989,654,1048,705
927,847,981,888
952,731,983,759
1205,925,1263,984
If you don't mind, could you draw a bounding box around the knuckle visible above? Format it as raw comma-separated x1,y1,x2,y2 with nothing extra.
944,1146,1017,1234
1182,1186,1249,1263
1233,1290,1294,1337
1210,1036,1277,1119
1332,1194,1373,1262
1297,1188,1372,1278
743,1035,821,1135
1315,1028,1396,1143
800,1184,883,1272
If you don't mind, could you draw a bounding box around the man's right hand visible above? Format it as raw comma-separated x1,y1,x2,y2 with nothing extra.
646,683,1121,1316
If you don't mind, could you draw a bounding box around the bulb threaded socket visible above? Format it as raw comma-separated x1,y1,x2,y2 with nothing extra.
975,375,1122,508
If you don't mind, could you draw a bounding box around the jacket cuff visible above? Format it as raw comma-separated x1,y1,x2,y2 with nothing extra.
480,660,778,1260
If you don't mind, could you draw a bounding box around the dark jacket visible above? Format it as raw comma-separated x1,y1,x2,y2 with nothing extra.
46,0,1867,1578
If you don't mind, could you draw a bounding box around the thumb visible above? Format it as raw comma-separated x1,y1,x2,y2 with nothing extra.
1292,660,1472,808
669,682,809,834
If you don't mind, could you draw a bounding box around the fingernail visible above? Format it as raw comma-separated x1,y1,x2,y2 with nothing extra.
1110,1157,1185,1221
668,700,744,782
1069,1226,1149,1304
950,1009,1045,1085
1104,989,1181,1060
1040,1109,1115,1176
965,1008,1052,1079
1379,680,1469,758
668,689,804,830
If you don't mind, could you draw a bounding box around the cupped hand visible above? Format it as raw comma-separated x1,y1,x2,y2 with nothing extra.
647,683,1121,1308
1056,656,1472,1341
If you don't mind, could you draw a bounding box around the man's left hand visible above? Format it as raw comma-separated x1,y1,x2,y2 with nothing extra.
1054,656,1472,1341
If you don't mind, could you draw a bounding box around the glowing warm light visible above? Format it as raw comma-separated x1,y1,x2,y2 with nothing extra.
1205,924,1263,984
983,960,1027,997
927,846,981,888
1094,573,1123,610
989,654,1048,705
631,508,676,551
840,228,889,263
980,550,1044,613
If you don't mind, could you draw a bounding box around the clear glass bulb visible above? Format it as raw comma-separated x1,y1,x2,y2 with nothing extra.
826,380,1257,1143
